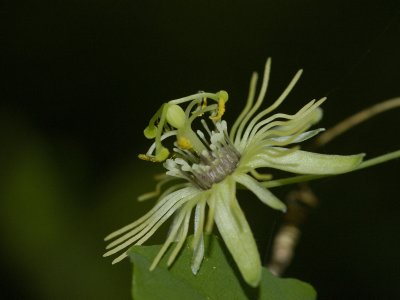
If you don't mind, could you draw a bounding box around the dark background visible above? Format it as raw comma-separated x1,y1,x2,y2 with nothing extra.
2,1,400,299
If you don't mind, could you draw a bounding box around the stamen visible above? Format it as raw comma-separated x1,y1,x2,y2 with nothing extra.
188,104,218,124
153,104,170,161
210,91,228,121
169,92,219,105
185,98,202,117
138,154,158,162
146,130,177,156
144,105,165,139
201,97,207,110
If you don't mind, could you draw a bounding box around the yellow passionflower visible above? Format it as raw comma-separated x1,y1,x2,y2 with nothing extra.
104,59,364,287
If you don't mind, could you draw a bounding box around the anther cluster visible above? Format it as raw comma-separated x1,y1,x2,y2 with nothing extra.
165,121,240,190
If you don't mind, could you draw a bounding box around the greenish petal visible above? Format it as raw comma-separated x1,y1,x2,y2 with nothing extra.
211,178,262,287
260,149,400,188
234,173,286,212
247,147,364,175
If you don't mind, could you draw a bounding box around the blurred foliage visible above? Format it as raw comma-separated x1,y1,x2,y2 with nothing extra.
2,0,400,299
130,235,316,300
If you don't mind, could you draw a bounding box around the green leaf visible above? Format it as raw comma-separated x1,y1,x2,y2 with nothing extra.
129,235,316,300
259,269,317,300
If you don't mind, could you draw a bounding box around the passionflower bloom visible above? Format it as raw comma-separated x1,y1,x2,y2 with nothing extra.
104,59,364,287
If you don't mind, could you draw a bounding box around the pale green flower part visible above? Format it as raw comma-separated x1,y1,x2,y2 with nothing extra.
104,59,365,287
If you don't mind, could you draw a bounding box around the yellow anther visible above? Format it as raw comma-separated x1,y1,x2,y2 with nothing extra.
201,97,207,110
138,154,158,162
210,97,226,121
138,147,170,162
177,136,193,150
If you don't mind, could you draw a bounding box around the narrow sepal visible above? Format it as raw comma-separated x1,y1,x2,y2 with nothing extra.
234,173,286,212
247,147,364,175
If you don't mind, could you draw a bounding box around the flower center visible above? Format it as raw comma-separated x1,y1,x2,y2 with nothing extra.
165,121,241,190
190,143,240,190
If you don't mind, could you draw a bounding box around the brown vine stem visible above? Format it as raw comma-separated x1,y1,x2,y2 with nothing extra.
315,97,400,147
267,97,400,276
